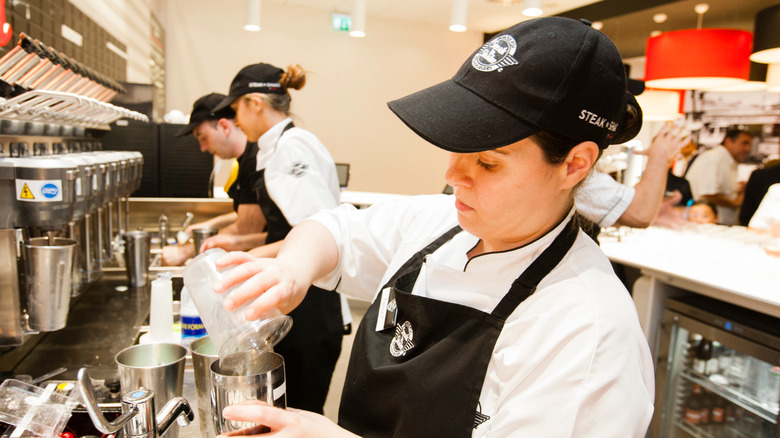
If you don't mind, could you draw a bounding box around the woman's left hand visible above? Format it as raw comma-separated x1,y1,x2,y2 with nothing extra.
218,401,360,438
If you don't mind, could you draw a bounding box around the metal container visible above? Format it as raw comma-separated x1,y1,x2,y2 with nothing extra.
23,237,77,331
210,351,286,434
192,227,218,255
122,230,151,287
190,336,219,438
115,343,187,438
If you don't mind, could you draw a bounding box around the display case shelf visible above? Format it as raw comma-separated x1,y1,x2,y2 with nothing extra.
681,369,777,424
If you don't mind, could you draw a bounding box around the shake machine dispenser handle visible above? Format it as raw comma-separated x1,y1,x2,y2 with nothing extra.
77,368,139,434
77,367,194,438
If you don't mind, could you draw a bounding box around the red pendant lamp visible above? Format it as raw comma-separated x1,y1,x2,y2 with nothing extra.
645,28,752,90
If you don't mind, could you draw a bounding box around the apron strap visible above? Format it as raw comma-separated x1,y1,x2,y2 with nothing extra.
380,225,462,291
491,217,579,320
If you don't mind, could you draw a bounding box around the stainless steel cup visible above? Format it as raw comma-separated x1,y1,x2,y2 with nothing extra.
116,343,187,438
210,351,286,434
123,230,151,287
190,336,219,438
192,227,218,256
23,237,78,331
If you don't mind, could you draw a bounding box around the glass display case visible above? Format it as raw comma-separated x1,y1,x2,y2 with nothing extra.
650,295,780,438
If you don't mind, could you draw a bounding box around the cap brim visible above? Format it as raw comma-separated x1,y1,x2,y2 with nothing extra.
211,94,239,114
387,79,538,153
175,121,199,138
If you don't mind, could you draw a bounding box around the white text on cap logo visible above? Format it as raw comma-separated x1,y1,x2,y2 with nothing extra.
472,35,519,72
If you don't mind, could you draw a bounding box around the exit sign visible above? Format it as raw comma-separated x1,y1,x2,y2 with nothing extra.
332,13,351,32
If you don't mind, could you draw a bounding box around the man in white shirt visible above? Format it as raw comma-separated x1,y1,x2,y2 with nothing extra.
685,129,753,225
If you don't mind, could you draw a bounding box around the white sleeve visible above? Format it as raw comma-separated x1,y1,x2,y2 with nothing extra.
575,172,635,227
265,130,341,226
686,150,726,199
311,195,458,301
749,183,780,230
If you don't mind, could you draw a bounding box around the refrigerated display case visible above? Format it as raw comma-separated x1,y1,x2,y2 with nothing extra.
650,295,780,438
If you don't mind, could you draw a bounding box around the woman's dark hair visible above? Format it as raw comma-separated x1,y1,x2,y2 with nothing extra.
531,94,643,165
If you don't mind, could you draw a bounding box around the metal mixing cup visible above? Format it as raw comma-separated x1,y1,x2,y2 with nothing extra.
116,343,187,438
23,237,78,331
190,336,219,438
192,227,218,256
210,351,286,435
122,230,151,287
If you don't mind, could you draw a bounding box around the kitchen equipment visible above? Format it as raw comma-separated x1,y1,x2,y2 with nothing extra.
122,230,151,287
210,351,286,434
23,236,77,331
650,295,780,437
182,248,292,368
0,155,78,346
176,212,194,245
191,226,218,255
114,343,188,438
78,367,193,438
190,336,219,438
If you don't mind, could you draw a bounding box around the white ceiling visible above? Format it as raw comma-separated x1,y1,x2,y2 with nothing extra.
267,0,601,34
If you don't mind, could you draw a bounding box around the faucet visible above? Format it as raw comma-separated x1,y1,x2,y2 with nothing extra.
78,368,194,438
158,214,169,248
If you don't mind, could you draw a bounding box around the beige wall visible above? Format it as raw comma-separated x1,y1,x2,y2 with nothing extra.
161,0,483,195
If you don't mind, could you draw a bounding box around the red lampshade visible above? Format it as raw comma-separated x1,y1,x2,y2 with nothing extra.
645,29,752,90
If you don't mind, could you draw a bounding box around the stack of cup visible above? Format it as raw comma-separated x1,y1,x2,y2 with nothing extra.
182,248,292,368
183,248,292,435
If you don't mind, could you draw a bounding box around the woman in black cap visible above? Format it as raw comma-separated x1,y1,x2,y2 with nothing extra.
213,18,655,437
209,62,346,415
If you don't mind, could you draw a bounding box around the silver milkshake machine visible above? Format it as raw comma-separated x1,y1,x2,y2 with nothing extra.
0,155,79,345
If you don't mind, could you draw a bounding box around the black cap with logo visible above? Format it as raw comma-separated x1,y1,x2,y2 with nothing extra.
175,93,236,137
212,63,286,113
388,17,637,152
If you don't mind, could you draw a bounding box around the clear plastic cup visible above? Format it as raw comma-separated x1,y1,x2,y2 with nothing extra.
182,248,292,371
0,379,79,437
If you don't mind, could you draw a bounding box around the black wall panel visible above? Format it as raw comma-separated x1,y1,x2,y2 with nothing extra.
99,122,213,199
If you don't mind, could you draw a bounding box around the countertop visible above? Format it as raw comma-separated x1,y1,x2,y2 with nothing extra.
0,271,208,438
600,225,780,318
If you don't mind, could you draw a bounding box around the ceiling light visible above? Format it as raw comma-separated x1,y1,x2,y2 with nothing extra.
694,3,709,29
644,29,752,90
653,13,667,24
349,0,366,37
591,21,603,31
450,0,468,32
635,90,682,121
244,0,261,32
522,0,543,17
650,30,662,37
750,5,780,64
711,62,768,92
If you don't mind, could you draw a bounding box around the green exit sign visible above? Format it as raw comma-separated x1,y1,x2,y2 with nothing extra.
332,13,351,32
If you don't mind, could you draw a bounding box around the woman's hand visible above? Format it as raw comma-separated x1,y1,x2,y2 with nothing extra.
213,251,309,319
218,401,360,438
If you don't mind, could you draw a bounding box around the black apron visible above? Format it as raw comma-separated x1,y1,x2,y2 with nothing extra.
254,121,344,413
338,218,579,437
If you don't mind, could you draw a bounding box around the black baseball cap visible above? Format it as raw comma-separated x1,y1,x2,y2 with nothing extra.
175,93,236,137
212,63,286,113
388,17,633,152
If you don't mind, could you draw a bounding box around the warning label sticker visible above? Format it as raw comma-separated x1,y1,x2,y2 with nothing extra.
16,179,63,202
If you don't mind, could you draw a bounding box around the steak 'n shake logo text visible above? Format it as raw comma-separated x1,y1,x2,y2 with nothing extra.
579,109,618,132
472,35,519,72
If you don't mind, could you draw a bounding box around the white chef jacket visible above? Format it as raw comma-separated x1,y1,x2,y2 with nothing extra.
749,183,780,230
576,171,635,227
255,118,340,226
685,145,739,225
312,194,655,437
